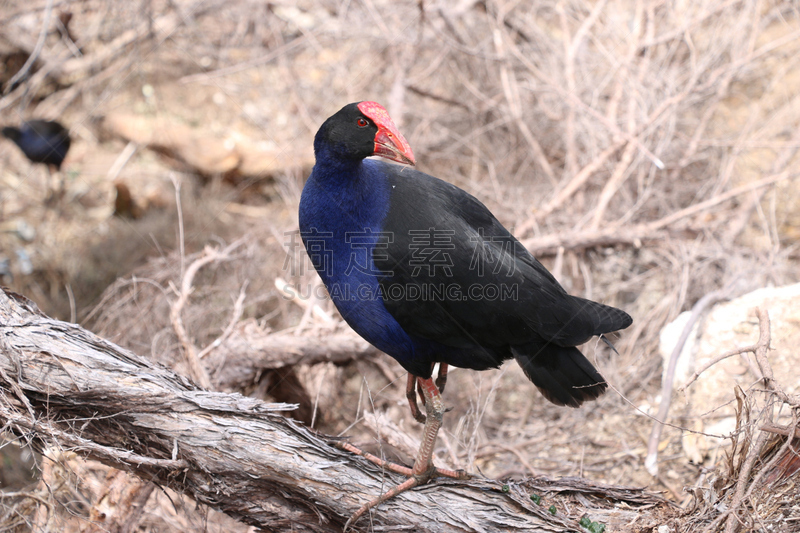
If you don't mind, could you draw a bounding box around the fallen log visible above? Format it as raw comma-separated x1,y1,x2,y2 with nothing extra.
0,288,670,532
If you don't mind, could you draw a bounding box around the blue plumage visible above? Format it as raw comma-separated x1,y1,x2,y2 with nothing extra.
300,157,418,365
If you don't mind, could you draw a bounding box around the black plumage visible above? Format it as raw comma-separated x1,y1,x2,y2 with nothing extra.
373,166,632,406
2,120,71,170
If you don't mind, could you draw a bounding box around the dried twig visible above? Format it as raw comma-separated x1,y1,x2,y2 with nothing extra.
197,281,248,360
169,238,247,388
589,98,637,230
716,309,785,533
682,344,762,391
274,277,332,323
492,16,556,186
645,286,736,476
3,0,53,94
179,34,310,84
521,170,797,255
685,307,800,533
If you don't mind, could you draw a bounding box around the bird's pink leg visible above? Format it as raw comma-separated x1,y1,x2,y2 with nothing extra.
336,441,413,477
342,376,468,530
55,167,65,199
44,166,56,204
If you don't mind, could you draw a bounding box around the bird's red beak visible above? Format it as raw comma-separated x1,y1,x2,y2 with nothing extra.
357,101,416,166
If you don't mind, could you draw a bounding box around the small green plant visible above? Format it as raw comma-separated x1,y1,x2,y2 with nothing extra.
588,522,606,533
579,516,606,533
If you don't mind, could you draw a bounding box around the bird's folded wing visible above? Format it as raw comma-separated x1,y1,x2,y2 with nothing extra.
372,166,609,349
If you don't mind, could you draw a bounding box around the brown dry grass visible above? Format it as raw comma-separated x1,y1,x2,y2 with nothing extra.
1,0,800,531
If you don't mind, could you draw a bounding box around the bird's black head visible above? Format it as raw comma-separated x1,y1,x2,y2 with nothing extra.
313,102,415,165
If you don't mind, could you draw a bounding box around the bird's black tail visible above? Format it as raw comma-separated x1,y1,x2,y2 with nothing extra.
551,297,632,346
573,296,632,336
1,127,21,143
512,341,607,408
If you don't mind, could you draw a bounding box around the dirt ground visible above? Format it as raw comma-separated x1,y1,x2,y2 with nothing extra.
1,0,800,531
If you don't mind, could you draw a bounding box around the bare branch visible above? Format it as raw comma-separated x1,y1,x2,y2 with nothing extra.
169,238,247,388
645,285,736,476
197,281,248,360
521,170,798,255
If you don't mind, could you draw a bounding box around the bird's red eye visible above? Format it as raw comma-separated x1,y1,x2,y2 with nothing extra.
357,117,368,127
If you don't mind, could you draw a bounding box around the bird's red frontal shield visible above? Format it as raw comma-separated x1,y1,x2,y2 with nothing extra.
357,101,416,166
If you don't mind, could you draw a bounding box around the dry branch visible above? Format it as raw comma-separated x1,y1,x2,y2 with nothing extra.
168,239,247,388
521,170,797,255
0,288,669,532
645,285,735,476
206,325,379,390
3,9,179,85
3,0,53,93
680,307,800,532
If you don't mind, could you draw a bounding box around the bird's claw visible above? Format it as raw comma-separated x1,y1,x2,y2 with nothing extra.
453,468,469,480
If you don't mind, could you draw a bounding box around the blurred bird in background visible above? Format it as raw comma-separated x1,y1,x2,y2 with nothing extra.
2,120,71,201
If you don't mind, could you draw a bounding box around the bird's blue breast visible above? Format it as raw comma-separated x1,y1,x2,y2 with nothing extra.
19,133,54,159
299,158,418,364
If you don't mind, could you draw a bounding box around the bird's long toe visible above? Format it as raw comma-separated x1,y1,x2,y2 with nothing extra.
435,363,449,394
343,476,420,531
406,373,426,423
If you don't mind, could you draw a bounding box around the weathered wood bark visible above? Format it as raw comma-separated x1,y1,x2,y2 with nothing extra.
0,288,670,532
